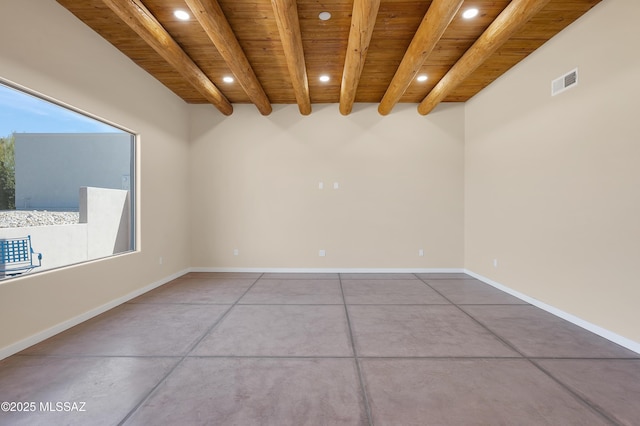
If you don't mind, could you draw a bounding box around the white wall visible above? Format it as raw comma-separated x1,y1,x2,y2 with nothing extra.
2,0,637,357
465,0,640,343
0,0,191,354
1,187,129,272
80,187,131,258
189,103,465,270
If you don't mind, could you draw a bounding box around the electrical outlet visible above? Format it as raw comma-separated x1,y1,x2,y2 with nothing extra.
333,182,339,189
233,249,239,256
493,258,498,268
159,256,163,265
418,249,424,257
319,249,326,257
318,181,324,190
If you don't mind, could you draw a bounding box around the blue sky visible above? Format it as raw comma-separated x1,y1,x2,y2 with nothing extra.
0,84,122,137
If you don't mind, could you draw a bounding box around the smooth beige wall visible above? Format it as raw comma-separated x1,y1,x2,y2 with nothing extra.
189,103,465,269
465,0,640,342
0,0,191,353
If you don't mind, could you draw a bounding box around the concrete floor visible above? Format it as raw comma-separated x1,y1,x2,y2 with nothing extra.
1,272,638,425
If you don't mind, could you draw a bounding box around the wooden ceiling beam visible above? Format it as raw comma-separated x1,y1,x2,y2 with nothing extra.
340,0,381,115
101,0,232,115
378,0,464,116
271,0,311,115
418,0,552,115
185,0,272,115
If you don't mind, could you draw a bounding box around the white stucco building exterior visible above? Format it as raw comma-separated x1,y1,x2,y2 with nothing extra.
14,132,132,210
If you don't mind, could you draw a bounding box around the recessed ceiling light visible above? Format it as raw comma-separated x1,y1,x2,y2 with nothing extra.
319,75,330,82
318,12,332,21
174,10,190,21
416,75,428,82
223,76,234,83
462,8,479,19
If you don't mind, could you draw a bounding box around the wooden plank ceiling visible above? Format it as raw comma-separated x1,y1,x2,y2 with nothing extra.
56,0,601,116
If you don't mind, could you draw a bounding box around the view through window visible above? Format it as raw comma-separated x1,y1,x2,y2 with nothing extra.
0,80,136,279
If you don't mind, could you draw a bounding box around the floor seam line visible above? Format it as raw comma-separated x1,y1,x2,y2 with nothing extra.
416,275,621,425
529,359,620,425
117,273,265,425
339,275,374,426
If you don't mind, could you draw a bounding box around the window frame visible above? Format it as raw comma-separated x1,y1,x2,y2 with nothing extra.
0,77,139,278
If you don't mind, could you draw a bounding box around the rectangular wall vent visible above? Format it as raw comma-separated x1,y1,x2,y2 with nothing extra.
552,68,578,96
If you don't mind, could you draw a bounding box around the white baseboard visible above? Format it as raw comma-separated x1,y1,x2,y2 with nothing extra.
190,267,465,273
0,268,190,361
464,269,640,355
6,267,635,359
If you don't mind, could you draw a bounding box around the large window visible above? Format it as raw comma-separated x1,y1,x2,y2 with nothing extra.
0,79,136,279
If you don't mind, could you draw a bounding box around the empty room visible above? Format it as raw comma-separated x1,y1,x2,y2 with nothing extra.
0,0,638,424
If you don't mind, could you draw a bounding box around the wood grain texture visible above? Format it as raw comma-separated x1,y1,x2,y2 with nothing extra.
55,0,602,115
339,0,381,115
418,0,554,115
378,0,463,115
271,0,311,115
100,0,232,114
185,0,271,115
